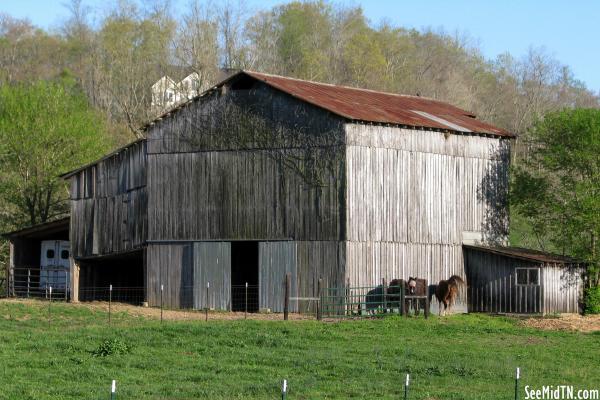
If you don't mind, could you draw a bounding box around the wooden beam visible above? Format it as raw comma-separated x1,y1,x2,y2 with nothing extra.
70,258,80,303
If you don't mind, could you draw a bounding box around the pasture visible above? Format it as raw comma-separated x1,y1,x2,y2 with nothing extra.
0,299,598,399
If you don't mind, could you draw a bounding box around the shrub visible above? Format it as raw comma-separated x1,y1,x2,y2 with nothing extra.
584,286,600,314
91,339,131,357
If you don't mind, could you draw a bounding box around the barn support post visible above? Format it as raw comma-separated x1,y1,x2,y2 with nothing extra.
284,273,290,321
160,284,163,323
424,279,430,318
344,278,350,316
70,258,80,303
316,277,322,321
8,240,15,297
382,278,387,313
205,282,209,322
401,280,406,317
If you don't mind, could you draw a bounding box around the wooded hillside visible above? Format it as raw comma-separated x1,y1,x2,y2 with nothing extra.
0,0,598,257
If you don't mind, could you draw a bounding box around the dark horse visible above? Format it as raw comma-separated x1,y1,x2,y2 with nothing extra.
389,277,427,314
433,275,465,316
363,277,420,314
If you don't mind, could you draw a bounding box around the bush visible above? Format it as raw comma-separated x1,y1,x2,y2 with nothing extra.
91,339,131,357
584,286,600,314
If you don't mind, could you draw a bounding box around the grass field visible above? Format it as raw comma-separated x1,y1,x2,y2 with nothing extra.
0,300,598,400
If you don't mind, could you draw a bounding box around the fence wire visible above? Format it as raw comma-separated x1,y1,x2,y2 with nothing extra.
7,269,430,321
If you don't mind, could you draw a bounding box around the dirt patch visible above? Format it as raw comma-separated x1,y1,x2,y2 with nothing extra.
89,301,315,321
521,314,600,333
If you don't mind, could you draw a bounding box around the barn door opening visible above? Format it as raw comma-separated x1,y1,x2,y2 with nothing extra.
231,241,259,312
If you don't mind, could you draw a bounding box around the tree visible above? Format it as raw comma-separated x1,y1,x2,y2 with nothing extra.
0,77,111,227
511,108,600,286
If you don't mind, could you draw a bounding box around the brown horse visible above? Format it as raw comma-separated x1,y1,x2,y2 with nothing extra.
388,277,426,314
433,275,465,316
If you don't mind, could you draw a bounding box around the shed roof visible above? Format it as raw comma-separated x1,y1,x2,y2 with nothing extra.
2,217,69,239
463,244,580,264
144,70,514,137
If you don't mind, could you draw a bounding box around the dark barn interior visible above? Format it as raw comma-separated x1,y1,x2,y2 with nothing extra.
79,249,145,303
231,241,259,312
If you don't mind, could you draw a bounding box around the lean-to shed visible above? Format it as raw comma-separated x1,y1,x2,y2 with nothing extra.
464,245,585,314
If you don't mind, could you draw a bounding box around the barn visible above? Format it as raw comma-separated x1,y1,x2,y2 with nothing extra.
19,70,583,314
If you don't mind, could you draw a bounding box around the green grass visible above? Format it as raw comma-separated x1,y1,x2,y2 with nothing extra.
0,300,598,399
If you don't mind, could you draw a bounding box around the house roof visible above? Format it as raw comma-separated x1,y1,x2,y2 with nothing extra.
144,70,513,137
2,217,69,239
463,244,581,264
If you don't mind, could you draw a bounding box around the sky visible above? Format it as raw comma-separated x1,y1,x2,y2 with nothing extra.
2,0,599,92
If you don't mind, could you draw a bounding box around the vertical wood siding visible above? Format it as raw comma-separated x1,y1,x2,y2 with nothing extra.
146,243,193,308
344,124,510,306
70,141,147,258
146,151,343,241
542,263,583,314
147,240,344,312
193,242,231,310
259,241,298,312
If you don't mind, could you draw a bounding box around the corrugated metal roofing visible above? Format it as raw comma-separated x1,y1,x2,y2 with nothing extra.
463,245,581,264
244,71,513,137
144,70,513,137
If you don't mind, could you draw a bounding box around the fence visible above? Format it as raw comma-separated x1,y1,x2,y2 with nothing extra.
8,269,431,320
11,267,70,301
101,368,527,399
320,281,430,319
231,284,259,313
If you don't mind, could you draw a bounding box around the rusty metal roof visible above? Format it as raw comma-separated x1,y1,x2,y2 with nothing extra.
144,70,513,137
244,71,513,137
463,245,581,264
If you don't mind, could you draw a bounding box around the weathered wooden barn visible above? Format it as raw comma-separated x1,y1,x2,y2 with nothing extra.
56,70,584,314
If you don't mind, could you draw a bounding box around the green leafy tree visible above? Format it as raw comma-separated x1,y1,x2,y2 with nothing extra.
0,77,111,227
511,109,600,287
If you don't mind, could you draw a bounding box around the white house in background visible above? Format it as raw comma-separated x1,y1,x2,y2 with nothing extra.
151,72,202,113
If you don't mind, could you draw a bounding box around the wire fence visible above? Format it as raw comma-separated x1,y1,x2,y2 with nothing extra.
100,368,530,400
7,269,432,321
231,284,259,313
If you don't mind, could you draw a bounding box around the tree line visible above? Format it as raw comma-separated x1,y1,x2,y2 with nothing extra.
1,0,598,142
0,0,599,282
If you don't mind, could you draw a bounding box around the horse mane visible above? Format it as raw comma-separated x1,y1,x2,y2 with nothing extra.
448,275,465,286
